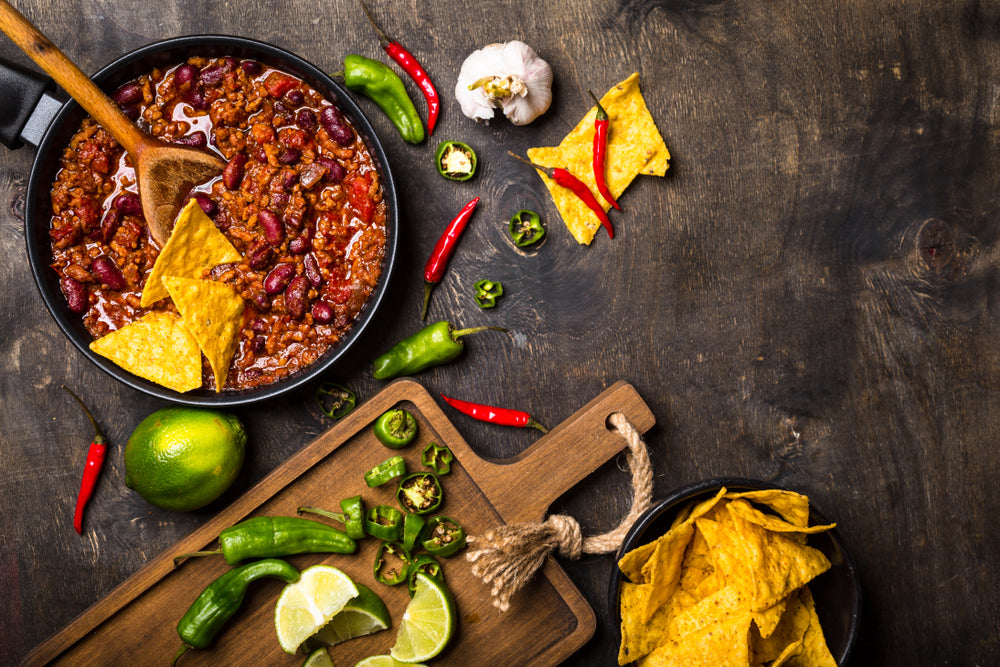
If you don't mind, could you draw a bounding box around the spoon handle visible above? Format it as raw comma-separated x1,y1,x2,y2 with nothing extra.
0,0,144,156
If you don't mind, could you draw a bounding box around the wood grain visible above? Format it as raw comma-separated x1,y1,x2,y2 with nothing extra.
2,0,1000,665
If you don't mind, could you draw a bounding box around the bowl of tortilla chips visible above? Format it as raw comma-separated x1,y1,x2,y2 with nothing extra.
609,478,860,666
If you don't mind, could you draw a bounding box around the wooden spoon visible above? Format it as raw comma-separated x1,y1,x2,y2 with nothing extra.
0,1,224,247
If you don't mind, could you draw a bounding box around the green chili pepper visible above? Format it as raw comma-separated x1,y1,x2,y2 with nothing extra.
397,472,443,515
364,455,407,487
298,495,366,540
342,54,424,144
372,321,507,380
421,442,453,475
435,140,477,181
172,516,356,566
401,512,427,551
374,541,412,586
316,383,357,419
509,209,545,247
473,279,503,309
421,516,467,557
373,408,418,448
365,504,405,541
406,553,442,596
172,558,299,664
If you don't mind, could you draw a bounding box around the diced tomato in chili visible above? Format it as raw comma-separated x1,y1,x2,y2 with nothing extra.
349,176,374,225
264,72,299,98
77,141,110,174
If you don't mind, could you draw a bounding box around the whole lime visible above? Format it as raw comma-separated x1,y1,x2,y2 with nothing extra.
124,406,246,512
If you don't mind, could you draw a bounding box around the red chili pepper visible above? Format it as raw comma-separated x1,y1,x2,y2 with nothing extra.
588,89,620,211
359,0,440,135
440,394,549,433
422,196,480,320
62,386,108,535
508,152,614,240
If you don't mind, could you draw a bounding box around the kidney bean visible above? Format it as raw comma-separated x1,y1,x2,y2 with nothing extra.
263,263,296,294
284,89,304,106
281,169,298,190
251,318,268,333
241,60,262,76
200,63,228,86
249,290,270,310
320,106,354,146
303,253,323,287
112,82,143,106
311,301,334,324
119,104,141,121
113,192,142,216
259,209,284,246
289,234,311,255
247,245,273,270
271,191,290,208
191,192,217,217
175,64,198,86
90,257,126,290
284,276,310,319
173,131,207,147
315,156,345,183
249,336,266,353
277,147,301,165
223,154,246,190
100,208,121,244
284,209,303,231
295,108,317,132
60,277,88,313
185,86,208,111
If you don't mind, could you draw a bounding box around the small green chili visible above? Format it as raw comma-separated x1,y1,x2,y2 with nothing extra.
372,321,507,380
316,382,356,419
341,54,424,144
397,472,443,515
473,279,503,309
406,553,442,596
374,541,412,586
421,442,453,475
421,516,467,558
297,495,365,540
365,504,405,541
401,512,427,551
373,408,418,449
435,140,477,181
364,455,407,487
509,209,545,247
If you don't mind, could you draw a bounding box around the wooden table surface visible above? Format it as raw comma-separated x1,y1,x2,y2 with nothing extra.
2,1,999,665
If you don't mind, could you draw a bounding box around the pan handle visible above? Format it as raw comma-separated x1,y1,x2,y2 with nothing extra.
0,56,61,149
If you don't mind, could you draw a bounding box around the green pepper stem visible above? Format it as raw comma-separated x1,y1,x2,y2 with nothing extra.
451,325,508,340
172,549,223,566
171,644,190,667
421,282,435,320
298,506,348,524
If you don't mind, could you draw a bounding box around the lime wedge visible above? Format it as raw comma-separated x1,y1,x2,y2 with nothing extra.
389,572,456,663
275,565,359,654
302,647,335,667
354,656,424,667
313,583,391,647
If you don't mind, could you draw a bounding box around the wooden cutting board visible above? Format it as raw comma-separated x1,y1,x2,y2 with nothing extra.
21,379,654,667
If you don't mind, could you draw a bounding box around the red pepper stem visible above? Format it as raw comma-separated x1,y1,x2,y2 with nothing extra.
357,0,392,47
451,325,508,340
62,385,107,445
421,282,435,320
527,418,549,434
172,549,224,566
508,151,553,177
588,89,608,121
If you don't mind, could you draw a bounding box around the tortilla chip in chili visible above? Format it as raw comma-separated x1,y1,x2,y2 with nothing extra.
141,199,241,307
89,311,202,393
527,72,669,245
163,275,245,392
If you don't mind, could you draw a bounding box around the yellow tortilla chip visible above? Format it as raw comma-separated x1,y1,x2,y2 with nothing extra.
163,276,246,392
751,588,836,667
89,311,201,393
725,488,813,528
141,199,242,307
527,72,669,245
641,613,753,667
726,498,836,535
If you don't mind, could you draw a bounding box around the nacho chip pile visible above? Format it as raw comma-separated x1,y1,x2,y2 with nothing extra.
617,488,839,667
89,200,246,393
528,73,669,245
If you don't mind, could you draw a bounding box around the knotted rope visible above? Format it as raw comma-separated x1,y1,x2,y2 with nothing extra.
466,412,653,611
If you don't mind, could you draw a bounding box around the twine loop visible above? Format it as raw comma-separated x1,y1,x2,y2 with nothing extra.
466,411,653,611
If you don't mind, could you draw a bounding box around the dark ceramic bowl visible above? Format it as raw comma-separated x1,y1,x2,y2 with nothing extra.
18,35,398,406
609,478,861,664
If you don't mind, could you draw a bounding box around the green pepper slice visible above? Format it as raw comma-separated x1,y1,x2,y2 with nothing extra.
396,472,443,515
364,505,404,542
473,279,503,309
406,553,442,596
435,140,477,181
364,455,407,487
373,408,418,449
296,494,365,540
373,541,412,586
421,442,453,476
402,512,427,552
316,382,357,419
421,516,467,557
509,209,545,247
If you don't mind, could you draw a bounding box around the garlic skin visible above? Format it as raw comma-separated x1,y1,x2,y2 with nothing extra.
455,41,553,125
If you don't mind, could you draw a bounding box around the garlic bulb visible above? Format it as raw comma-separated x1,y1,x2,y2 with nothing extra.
455,41,553,125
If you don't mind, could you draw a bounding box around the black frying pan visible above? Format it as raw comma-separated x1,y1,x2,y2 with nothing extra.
2,35,399,406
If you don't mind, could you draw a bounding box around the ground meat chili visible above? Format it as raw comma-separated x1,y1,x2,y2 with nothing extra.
48,57,387,391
